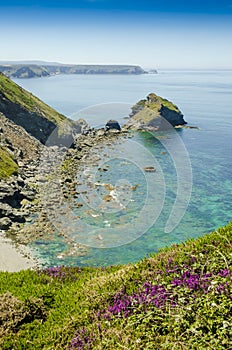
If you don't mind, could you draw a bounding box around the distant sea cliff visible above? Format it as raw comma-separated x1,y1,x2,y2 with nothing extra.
0,62,149,78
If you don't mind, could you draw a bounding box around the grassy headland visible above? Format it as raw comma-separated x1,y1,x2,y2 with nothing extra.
0,222,231,349
0,64,147,78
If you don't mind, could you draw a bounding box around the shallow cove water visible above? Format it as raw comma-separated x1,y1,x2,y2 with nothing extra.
14,70,232,267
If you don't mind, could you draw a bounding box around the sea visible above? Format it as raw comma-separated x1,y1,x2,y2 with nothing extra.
13,70,232,267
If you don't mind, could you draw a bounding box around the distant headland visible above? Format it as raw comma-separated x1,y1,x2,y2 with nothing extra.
0,61,150,78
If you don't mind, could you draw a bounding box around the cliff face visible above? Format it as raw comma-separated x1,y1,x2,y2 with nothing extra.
0,64,147,78
0,112,42,164
123,93,187,131
0,72,83,145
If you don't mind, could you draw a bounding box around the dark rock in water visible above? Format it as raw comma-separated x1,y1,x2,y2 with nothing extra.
144,166,156,173
123,93,187,131
105,120,121,131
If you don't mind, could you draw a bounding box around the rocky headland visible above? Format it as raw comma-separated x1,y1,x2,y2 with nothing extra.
0,63,147,79
123,92,187,131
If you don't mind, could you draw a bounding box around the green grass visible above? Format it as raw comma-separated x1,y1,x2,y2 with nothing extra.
0,147,18,179
148,96,180,113
0,222,231,349
0,73,67,127
159,97,180,113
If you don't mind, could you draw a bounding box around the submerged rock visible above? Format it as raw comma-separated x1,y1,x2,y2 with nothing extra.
123,93,187,131
144,166,156,173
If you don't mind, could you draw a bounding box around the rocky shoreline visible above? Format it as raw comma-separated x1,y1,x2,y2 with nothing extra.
0,123,129,269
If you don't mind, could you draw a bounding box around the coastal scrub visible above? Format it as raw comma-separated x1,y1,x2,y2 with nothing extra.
0,222,231,349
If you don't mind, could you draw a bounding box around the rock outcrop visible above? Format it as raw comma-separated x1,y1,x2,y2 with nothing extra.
105,120,121,131
0,112,42,162
123,93,187,131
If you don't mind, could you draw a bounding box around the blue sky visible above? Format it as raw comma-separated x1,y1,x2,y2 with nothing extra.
2,1,232,13
1,1,232,68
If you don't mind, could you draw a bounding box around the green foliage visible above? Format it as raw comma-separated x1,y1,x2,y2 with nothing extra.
147,95,180,113
0,146,18,179
0,73,67,126
0,223,231,349
160,97,180,113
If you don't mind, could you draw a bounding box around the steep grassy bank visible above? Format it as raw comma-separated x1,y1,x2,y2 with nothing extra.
0,222,231,349
0,73,81,144
0,72,65,125
0,147,18,179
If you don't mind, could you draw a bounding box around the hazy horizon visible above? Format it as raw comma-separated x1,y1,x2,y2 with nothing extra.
1,1,232,69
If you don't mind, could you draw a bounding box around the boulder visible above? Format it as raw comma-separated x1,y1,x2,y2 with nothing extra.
0,217,12,230
105,120,121,131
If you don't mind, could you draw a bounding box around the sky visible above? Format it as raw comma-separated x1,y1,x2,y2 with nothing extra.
1,1,232,69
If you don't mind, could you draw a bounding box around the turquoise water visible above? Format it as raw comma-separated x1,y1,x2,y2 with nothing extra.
14,71,232,267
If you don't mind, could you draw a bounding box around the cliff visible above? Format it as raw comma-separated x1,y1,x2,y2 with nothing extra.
123,93,187,131
0,72,84,145
0,64,147,78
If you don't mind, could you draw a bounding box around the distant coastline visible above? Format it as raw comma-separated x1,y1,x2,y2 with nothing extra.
0,61,150,78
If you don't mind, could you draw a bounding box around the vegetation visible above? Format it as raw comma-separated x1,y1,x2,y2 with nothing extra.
0,147,18,179
159,97,180,113
0,72,67,126
0,222,231,349
145,93,180,113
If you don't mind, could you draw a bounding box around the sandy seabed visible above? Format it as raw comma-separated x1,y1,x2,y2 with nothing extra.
0,232,38,272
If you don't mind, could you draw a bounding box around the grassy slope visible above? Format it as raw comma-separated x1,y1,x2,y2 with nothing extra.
0,222,231,349
0,147,18,179
135,94,180,113
0,73,67,126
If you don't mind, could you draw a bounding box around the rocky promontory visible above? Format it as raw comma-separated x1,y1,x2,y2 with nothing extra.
123,93,187,131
